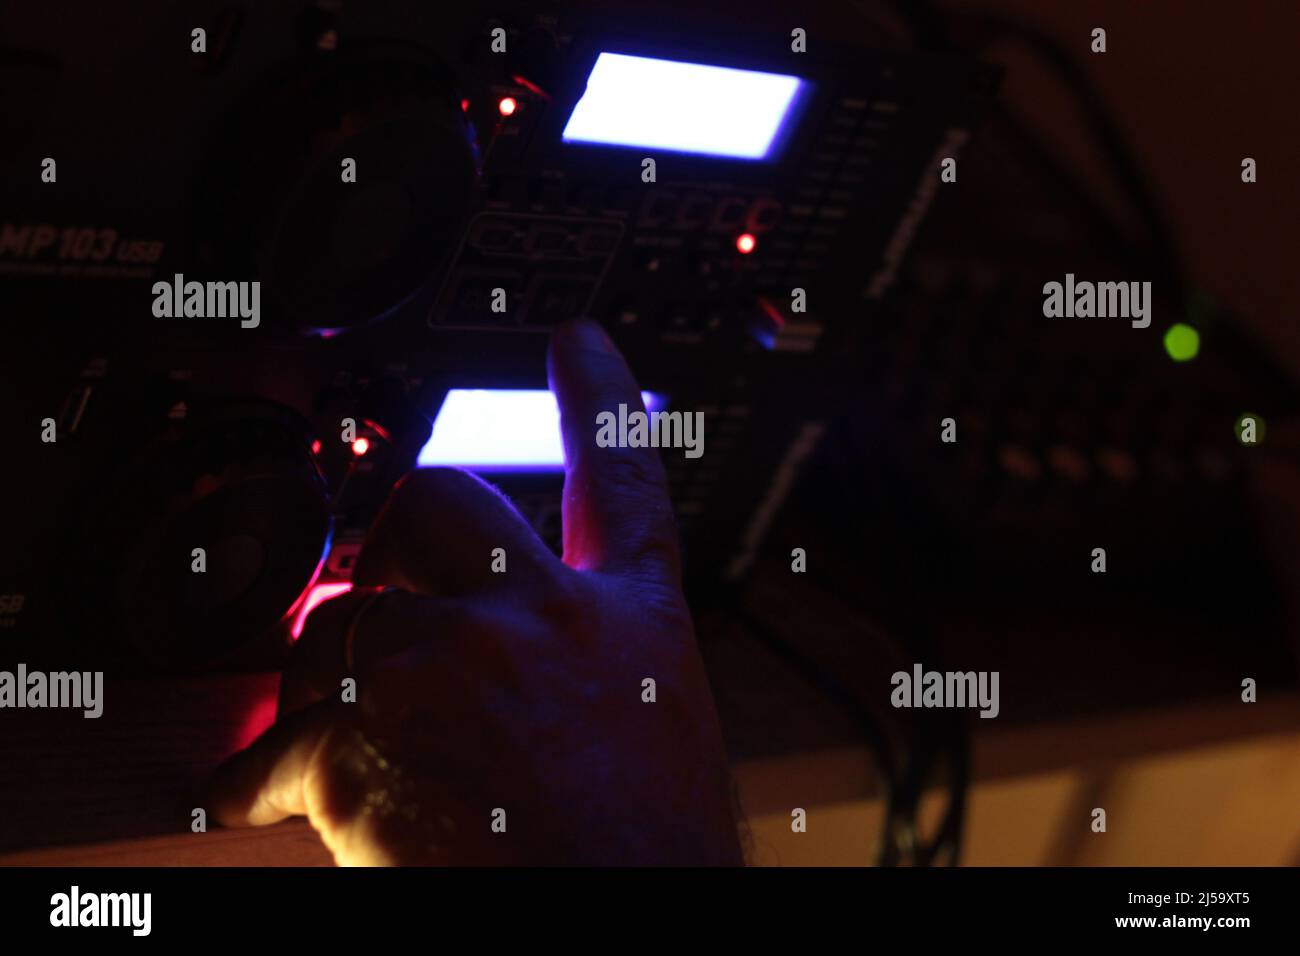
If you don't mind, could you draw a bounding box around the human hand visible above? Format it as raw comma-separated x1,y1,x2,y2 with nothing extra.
205,318,743,866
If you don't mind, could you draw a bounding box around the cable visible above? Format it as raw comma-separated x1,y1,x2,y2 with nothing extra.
723,579,969,866
797,570,971,866
724,599,900,866
953,10,1191,305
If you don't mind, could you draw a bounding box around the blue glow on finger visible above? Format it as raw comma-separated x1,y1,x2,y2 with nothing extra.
419,388,667,471
561,53,809,160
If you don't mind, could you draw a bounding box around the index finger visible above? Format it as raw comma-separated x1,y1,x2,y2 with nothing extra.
547,318,681,584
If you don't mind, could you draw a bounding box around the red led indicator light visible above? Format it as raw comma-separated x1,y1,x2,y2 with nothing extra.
351,437,371,457
460,98,470,113
735,233,757,254
310,440,322,455
498,97,518,117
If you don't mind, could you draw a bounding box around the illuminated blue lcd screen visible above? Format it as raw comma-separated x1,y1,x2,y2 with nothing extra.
419,389,668,472
561,52,809,160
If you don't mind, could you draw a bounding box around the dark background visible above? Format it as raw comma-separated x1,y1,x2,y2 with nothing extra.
0,0,1298,865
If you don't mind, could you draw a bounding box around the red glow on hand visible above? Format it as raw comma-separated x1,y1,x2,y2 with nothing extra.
289,582,353,640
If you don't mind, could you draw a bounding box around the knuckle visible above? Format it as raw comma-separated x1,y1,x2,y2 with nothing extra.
600,447,668,494
614,507,683,578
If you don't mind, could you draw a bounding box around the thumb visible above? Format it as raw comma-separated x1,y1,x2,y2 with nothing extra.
204,701,342,828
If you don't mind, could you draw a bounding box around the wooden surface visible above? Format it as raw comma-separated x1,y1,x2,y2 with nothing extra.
3,681,1296,865
0,673,282,853
3,552,1295,863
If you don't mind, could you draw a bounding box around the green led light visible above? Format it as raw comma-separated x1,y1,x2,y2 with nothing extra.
1163,323,1200,362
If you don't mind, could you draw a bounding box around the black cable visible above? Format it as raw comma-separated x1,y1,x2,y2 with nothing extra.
723,579,969,866
724,599,900,866
877,2,1191,306
954,10,1191,306
796,569,971,866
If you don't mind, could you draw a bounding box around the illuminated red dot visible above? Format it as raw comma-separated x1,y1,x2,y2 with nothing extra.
351,437,370,457
498,97,518,117
735,233,757,254
460,98,470,113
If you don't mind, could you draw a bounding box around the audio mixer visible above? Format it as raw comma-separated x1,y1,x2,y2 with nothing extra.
0,1,997,672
